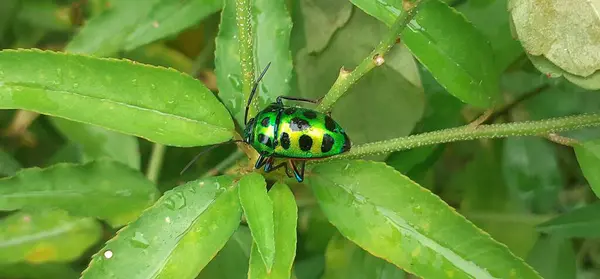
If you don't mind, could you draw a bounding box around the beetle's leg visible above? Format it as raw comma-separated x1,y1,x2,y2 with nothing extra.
263,158,292,177
254,155,269,169
276,96,320,106
290,160,306,182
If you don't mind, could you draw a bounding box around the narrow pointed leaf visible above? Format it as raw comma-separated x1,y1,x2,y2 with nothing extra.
215,0,293,124
248,182,297,279
81,175,243,279
537,203,600,238
238,172,275,272
0,209,101,264
526,235,576,279
351,0,499,108
574,140,600,198
0,49,234,147
0,160,159,227
307,160,541,279
198,227,252,279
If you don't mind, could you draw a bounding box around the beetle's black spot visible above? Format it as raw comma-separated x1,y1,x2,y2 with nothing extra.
342,132,351,152
258,133,272,147
290,117,311,131
284,108,296,115
280,132,290,150
260,117,270,127
325,116,337,132
299,135,313,151
303,110,317,119
321,134,335,153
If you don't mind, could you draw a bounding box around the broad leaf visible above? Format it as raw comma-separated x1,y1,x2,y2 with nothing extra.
0,263,79,279
0,149,21,176
0,49,234,147
322,233,405,279
297,0,352,54
0,160,158,227
307,160,541,279
248,182,297,279
81,175,242,279
198,227,252,279
574,140,600,198
351,0,499,108
238,173,275,272
537,203,600,238
215,0,293,125
51,118,140,170
0,209,101,264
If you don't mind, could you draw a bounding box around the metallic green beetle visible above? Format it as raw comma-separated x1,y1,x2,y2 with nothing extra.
181,63,351,182
242,63,351,182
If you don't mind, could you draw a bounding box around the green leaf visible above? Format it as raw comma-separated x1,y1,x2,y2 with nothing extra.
537,203,600,238
574,140,600,198
51,118,140,170
81,175,243,279
0,209,101,264
0,263,79,279
248,182,297,279
509,0,600,77
123,0,223,51
296,10,424,145
123,43,194,73
17,1,72,32
526,235,576,279
198,226,251,279
527,53,600,90
307,160,541,279
238,172,275,272
0,148,21,176
0,49,234,147
351,0,499,108
0,160,159,227
322,233,405,279
297,0,352,53
502,137,562,213
215,0,293,125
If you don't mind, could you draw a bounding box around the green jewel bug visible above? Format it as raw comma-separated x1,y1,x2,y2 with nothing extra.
182,63,351,182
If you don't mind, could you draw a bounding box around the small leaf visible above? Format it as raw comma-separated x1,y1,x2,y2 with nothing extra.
509,0,600,77
238,173,275,272
351,0,499,108
215,0,293,125
527,53,600,90
526,235,576,279
81,175,242,279
248,182,297,279
307,160,541,279
0,209,101,264
0,160,159,227
51,118,140,170
574,140,600,198
322,233,406,279
297,0,352,54
123,0,223,51
0,49,234,147
537,203,600,238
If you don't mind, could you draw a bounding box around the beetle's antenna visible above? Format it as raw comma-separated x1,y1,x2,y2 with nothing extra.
244,62,272,125
180,140,244,176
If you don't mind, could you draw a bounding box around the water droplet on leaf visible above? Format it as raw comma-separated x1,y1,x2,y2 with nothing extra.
130,232,150,248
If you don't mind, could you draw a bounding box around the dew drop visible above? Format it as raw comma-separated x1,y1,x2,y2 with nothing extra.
130,232,150,248
73,83,79,88
103,250,113,259
164,191,186,210
165,216,171,224
227,74,242,90
150,84,156,90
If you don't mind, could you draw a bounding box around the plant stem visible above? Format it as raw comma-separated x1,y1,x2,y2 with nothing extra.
323,113,600,161
201,150,245,178
146,143,166,183
316,0,426,112
235,0,256,114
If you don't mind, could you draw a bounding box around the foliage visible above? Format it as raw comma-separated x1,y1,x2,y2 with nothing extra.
0,0,599,278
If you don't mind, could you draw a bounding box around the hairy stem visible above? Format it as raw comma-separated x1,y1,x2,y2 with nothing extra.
316,0,426,112
322,113,600,161
146,143,166,183
235,0,255,113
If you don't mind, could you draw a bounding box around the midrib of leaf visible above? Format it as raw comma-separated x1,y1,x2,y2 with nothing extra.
1,82,230,133
143,194,219,279
0,218,90,248
330,180,499,279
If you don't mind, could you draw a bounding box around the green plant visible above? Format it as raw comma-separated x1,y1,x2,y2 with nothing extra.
1,0,599,278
